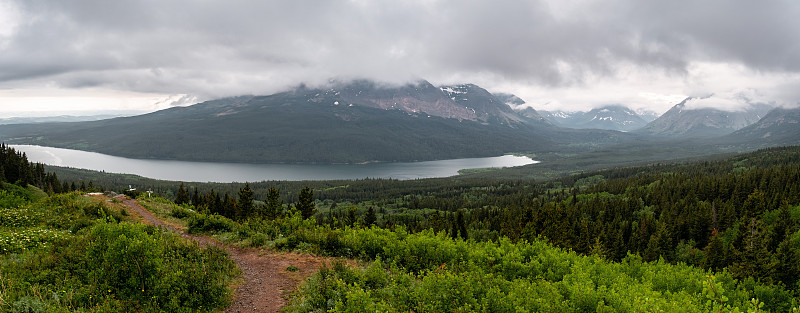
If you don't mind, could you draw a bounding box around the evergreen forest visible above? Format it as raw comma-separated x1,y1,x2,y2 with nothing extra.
3,144,800,311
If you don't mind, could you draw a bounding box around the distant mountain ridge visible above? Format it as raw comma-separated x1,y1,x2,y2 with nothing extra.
641,98,773,137
0,113,144,125
0,80,575,164
635,109,661,123
438,84,527,126
8,80,793,165
332,80,478,121
538,105,650,131
494,93,552,125
721,106,800,146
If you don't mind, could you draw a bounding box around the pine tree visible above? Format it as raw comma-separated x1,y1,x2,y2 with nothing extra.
702,230,726,271
175,183,190,205
265,186,283,219
574,220,591,254
191,188,200,208
221,192,235,219
346,206,357,226
770,201,792,251
207,190,222,215
741,189,767,220
237,183,254,219
364,206,377,226
590,237,608,258
729,218,775,283
454,209,468,240
296,186,315,219
775,235,799,288
644,222,673,262
610,229,627,261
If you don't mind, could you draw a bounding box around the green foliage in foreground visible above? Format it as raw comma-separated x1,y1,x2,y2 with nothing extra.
179,207,799,312
0,192,238,312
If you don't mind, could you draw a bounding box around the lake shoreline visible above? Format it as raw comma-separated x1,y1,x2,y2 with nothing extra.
12,145,539,182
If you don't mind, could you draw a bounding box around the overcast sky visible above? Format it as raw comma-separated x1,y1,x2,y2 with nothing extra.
1,0,799,116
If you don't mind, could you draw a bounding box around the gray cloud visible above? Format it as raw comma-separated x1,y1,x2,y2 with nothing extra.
1,0,798,106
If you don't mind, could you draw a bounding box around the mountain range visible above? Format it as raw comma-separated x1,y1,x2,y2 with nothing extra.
720,106,800,147
640,98,774,137
538,105,650,131
0,81,597,163
493,93,552,125
0,79,797,165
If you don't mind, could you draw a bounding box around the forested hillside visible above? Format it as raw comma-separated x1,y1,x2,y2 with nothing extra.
162,147,800,311
180,147,800,286
135,150,800,312
5,144,800,310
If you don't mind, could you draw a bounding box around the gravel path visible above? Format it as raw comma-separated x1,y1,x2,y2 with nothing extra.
121,198,330,312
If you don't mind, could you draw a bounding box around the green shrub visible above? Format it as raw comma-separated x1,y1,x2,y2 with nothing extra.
169,206,195,219
250,232,268,247
276,216,796,312
187,214,235,234
1,182,36,202
1,221,238,312
10,296,47,313
0,190,29,209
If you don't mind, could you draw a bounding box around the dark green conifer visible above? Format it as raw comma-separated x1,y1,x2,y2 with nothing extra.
729,218,775,283
266,186,283,219
191,187,200,207
364,206,377,226
452,209,468,240
702,230,726,271
775,235,799,288
237,183,254,219
175,183,190,205
296,186,315,219
644,222,674,262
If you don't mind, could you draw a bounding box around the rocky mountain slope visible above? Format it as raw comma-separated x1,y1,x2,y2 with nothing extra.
641,98,772,137
720,106,800,146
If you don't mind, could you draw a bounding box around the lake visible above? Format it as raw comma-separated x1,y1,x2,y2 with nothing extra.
11,145,538,182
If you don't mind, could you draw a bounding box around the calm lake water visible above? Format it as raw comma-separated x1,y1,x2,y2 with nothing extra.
12,145,538,182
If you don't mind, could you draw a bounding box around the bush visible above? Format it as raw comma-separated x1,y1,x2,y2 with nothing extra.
187,214,235,234
250,232,268,247
1,221,238,312
0,190,29,209
10,296,47,313
278,217,797,312
169,205,195,219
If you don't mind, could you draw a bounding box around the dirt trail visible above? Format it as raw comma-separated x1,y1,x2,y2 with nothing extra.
120,198,330,313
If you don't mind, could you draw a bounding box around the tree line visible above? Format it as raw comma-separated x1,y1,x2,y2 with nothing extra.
0,144,64,193
174,182,317,221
